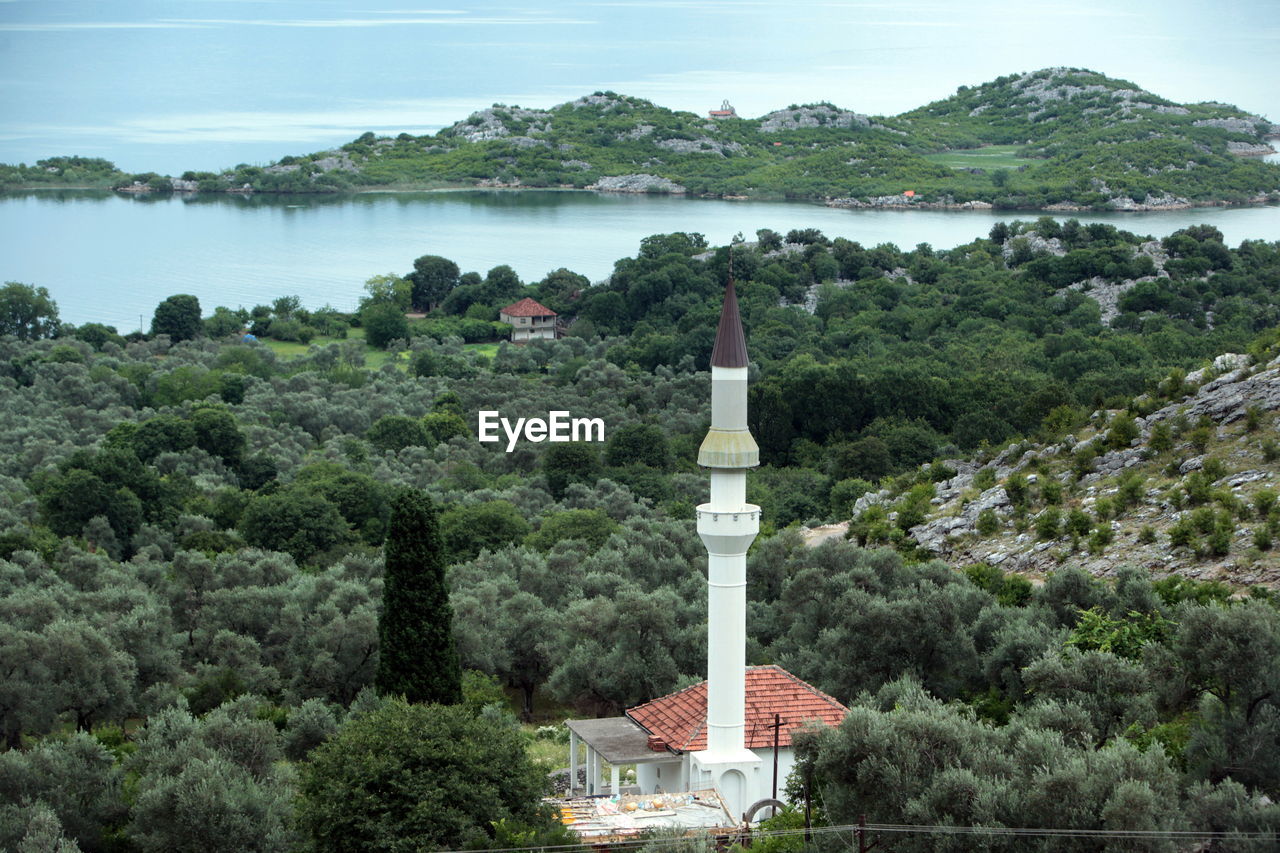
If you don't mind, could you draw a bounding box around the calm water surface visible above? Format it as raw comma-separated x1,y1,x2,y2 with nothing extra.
3,189,1279,331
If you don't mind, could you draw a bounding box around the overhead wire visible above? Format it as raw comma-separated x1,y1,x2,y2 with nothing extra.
438,817,1276,853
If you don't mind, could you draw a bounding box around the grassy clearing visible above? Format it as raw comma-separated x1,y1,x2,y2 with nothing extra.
923,145,1034,170
261,327,406,370
524,726,574,772
261,329,504,371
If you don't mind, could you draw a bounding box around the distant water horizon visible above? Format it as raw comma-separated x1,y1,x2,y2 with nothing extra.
3,189,1279,333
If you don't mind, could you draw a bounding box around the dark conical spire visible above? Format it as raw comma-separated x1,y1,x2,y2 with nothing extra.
710,279,748,368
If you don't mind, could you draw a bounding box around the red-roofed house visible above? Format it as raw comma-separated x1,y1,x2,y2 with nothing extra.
566,666,846,805
499,297,557,342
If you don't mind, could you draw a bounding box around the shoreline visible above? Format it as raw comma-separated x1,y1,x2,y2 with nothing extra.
3,183,1279,214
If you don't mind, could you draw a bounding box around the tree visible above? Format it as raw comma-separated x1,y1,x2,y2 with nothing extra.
150,294,202,342
526,509,618,551
126,701,295,853
238,492,350,564
604,423,671,470
375,490,463,705
359,301,408,349
0,732,126,851
361,273,412,312
439,501,532,563
191,407,246,464
0,281,61,340
543,442,600,499
407,255,460,311
296,700,563,852
366,414,429,453
204,306,245,339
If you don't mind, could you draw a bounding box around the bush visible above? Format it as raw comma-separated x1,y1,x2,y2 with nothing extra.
296,700,565,852
976,508,999,535
1035,507,1061,540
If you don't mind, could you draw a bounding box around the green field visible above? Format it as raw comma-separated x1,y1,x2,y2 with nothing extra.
261,329,505,370
923,145,1035,170
261,327,405,369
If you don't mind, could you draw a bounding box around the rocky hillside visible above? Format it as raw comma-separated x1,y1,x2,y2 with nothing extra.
68,68,1279,208
893,67,1277,149
840,352,1280,588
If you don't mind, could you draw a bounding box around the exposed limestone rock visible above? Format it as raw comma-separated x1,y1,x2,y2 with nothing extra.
1226,141,1277,156
588,174,686,194
909,486,1011,553
838,352,1280,586
311,151,358,173
1106,192,1191,210
1067,240,1172,327
506,136,549,149
655,137,744,156
570,93,632,111
447,106,554,143
1002,232,1066,259
758,104,870,133
1072,278,1133,325
826,196,993,210
560,160,592,171
1193,116,1271,135
620,124,655,140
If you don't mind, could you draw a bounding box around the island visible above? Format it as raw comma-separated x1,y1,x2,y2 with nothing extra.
3,67,1278,210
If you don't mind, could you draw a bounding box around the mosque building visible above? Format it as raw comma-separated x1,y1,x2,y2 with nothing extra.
564,277,847,821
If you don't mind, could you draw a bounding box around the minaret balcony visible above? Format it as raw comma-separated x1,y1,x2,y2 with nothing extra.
696,503,761,554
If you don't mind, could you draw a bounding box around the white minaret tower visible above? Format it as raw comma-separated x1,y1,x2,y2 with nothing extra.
691,275,762,817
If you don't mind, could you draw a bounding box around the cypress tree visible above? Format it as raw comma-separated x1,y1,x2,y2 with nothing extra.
375,489,463,704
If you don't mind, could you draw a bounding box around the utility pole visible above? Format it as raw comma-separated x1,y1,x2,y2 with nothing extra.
803,768,812,846
766,713,784,802
856,814,881,853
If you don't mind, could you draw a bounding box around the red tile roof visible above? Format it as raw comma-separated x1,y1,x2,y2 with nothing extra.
626,666,847,752
500,297,557,318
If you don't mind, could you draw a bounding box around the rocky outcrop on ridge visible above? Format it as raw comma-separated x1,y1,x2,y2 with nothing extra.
758,104,871,133
588,174,686,194
839,354,1280,587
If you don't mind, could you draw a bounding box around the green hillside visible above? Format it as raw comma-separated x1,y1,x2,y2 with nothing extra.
6,68,1275,208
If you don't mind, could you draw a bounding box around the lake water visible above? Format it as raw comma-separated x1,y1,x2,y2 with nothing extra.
3,189,1280,331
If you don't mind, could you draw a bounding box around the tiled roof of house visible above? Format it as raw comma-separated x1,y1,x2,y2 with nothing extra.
500,297,557,318
626,665,847,752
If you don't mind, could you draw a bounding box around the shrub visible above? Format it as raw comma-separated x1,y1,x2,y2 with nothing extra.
1035,507,1062,540
975,508,999,535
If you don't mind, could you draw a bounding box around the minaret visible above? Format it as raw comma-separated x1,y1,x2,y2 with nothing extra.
692,273,762,814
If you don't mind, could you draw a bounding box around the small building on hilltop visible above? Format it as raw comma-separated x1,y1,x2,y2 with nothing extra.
499,297,557,342
709,99,737,119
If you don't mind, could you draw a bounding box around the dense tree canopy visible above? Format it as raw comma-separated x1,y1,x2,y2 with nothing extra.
150,294,202,342
297,699,565,852
0,282,61,341
1,223,1279,849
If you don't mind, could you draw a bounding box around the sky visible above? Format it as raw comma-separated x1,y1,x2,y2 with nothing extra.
1,0,1277,175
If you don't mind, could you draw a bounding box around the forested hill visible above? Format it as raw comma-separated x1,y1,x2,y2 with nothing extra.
4,221,1280,847
7,67,1276,208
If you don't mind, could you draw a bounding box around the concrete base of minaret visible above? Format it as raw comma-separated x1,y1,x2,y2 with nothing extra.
689,747,762,820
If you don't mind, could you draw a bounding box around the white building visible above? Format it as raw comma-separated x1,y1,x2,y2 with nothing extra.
565,279,847,820
498,297,557,342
